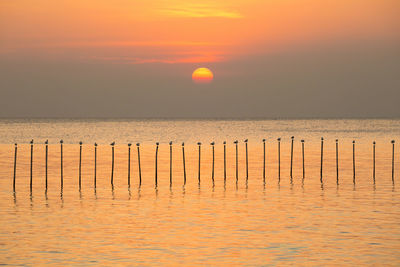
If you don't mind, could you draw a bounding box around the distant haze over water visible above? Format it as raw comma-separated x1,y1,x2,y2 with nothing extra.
0,118,399,144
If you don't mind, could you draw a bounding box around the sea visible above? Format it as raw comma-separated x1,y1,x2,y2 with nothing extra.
0,118,399,265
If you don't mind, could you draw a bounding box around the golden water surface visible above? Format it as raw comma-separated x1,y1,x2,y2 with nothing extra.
0,119,399,265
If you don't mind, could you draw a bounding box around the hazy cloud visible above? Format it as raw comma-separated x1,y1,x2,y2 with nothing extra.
158,5,243,18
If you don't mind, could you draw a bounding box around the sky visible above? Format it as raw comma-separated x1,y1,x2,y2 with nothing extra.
1,0,399,118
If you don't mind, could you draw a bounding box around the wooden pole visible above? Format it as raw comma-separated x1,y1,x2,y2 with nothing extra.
197,142,201,184
13,143,17,191
211,142,215,183
169,141,173,186
137,143,141,186
155,142,159,188
301,140,305,180
111,142,115,186
197,142,201,185
336,139,339,184
263,139,266,182
277,138,281,182
392,140,395,184
223,141,227,182
353,140,356,184
290,136,294,181
45,140,48,190
320,137,324,183
182,142,186,186
79,141,82,190
234,140,238,183
30,139,33,192
60,140,63,189
128,143,131,187
373,141,376,183
94,143,97,188
244,139,248,181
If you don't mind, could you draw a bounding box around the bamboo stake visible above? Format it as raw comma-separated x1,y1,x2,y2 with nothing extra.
79,141,82,190
169,141,173,186
60,140,63,189
197,142,202,184
353,140,356,184
336,139,339,184
263,139,266,182
137,143,142,186
277,138,281,182
182,142,186,186
290,136,294,181
234,140,238,183
110,142,115,186
320,137,324,183
13,143,17,191
155,142,159,188
244,139,248,181
223,141,227,182
392,140,395,184
94,143,97,188
373,141,376,183
301,140,305,180
128,143,131,186
211,142,215,183
30,139,33,192
45,140,48,190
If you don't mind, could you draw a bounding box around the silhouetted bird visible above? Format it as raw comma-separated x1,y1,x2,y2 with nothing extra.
45,140,48,144
110,142,115,146
30,139,34,144
169,141,172,145
128,143,131,147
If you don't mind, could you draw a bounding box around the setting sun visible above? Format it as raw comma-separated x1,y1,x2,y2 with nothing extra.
192,67,214,83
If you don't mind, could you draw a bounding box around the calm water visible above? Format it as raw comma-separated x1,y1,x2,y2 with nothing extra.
0,119,399,265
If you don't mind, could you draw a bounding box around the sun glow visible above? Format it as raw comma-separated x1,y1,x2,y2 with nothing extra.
192,67,214,83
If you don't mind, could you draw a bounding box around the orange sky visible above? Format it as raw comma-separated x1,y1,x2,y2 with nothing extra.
1,0,400,118
1,0,399,64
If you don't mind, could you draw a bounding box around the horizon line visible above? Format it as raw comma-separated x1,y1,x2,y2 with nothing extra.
0,116,399,121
